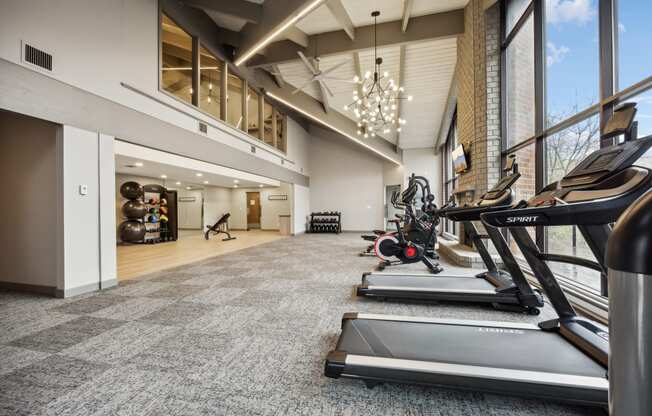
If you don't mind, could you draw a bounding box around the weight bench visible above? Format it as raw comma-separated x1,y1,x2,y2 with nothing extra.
205,213,236,241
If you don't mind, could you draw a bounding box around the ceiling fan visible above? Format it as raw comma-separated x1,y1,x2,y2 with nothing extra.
291,51,352,95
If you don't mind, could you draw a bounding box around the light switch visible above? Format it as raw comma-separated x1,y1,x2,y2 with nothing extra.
79,184,88,196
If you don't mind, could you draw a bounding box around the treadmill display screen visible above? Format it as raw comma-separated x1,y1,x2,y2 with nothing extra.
586,152,619,170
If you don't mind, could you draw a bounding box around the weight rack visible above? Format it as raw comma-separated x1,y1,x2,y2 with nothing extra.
309,211,341,234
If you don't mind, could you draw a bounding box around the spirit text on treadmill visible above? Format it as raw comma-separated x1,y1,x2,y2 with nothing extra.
505,216,539,224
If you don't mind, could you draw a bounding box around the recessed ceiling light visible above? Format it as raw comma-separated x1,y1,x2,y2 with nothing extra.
160,174,167,179
134,162,143,167
186,186,191,190
259,184,264,188
175,181,181,185
203,181,209,184
233,185,238,188
233,179,239,183
195,173,203,177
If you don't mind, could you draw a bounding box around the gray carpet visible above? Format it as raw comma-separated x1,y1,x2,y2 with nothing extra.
0,233,602,415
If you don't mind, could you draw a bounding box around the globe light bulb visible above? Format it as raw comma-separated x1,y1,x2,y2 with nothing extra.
408,95,413,101
383,71,388,77
209,83,213,90
364,133,369,138
353,75,359,82
357,130,361,135
397,127,402,132
371,132,376,137
207,96,211,103
344,105,349,110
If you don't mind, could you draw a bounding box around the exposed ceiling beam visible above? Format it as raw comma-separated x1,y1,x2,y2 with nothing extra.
396,45,406,148
318,81,330,113
326,0,355,40
247,9,464,67
234,0,330,66
254,70,401,164
269,65,285,88
182,0,262,24
281,26,309,48
352,52,363,98
402,0,414,33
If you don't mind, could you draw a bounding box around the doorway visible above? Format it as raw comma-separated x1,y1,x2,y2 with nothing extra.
246,191,261,230
385,184,401,231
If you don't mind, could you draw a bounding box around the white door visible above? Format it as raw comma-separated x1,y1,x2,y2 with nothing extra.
177,189,203,229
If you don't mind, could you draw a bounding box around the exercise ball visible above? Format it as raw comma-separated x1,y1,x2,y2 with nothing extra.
120,181,143,200
119,220,146,242
122,200,147,219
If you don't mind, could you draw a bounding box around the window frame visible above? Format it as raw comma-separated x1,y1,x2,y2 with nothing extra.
157,8,289,155
442,110,459,239
500,0,652,300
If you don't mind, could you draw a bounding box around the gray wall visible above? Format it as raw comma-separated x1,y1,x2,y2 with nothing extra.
0,111,60,291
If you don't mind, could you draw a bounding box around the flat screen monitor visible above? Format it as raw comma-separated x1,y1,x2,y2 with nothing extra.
452,144,468,174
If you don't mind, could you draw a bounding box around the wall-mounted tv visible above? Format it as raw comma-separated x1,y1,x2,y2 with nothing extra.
452,144,468,174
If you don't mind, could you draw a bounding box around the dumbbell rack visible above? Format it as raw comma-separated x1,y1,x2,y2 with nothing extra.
310,212,341,234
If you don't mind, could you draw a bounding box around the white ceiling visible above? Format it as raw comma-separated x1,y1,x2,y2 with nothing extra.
296,0,469,35
114,141,280,190
276,37,457,149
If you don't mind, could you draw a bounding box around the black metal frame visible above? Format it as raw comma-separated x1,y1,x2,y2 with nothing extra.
158,3,288,154
442,110,459,237
499,0,652,297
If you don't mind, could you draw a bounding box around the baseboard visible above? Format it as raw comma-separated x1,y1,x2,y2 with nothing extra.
292,230,306,236
0,281,57,296
55,278,118,298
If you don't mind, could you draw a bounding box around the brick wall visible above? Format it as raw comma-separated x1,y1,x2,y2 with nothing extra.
454,0,502,197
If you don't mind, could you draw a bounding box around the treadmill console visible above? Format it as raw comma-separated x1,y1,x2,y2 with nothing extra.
475,172,521,207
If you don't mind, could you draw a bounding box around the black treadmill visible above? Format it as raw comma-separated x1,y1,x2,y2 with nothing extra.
325,105,652,406
357,158,544,314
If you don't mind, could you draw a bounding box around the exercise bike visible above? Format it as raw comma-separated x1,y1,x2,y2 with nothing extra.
373,174,443,274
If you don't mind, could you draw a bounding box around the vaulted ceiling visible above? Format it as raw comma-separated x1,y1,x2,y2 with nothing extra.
184,0,468,156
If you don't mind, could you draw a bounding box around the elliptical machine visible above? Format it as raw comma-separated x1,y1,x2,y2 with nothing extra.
373,174,443,274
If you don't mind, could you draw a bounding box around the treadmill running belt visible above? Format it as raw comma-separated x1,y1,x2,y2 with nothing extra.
337,319,605,378
363,275,496,291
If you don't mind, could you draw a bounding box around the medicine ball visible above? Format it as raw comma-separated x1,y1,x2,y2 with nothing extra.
120,182,143,200
160,198,168,206
119,220,146,242
122,200,147,219
159,214,169,223
148,215,159,223
159,206,168,215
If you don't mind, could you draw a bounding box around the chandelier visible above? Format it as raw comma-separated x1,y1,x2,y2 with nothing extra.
344,11,412,138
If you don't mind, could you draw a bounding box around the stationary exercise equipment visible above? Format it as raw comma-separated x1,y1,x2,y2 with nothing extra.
310,212,342,233
607,189,652,415
357,156,544,314
121,200,147,218
205,213,236,241
373,174,442,274
117,181,178,243
325,103,652,406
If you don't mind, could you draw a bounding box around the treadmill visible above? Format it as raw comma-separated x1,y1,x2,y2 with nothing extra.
357,157,544,314
324,104,652,406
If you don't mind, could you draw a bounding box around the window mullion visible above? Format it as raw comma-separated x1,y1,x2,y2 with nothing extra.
599,0,617,146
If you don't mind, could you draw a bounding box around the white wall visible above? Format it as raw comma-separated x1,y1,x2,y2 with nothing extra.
308,126,385,231
402,148,440,192
0,111,60,290
230,183,292,230
292,184,310,235
62,125,116,296
286,118,311,176
0,0,308,178
176,188,203,229
203,186,233,230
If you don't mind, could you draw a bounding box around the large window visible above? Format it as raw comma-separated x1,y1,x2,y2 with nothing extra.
199,45,222,119
247,86,259,137
227,74,243,128
617,0,652,91
501,0,652,298
159,11,289,154
545,0,599,122
442,113,459,237
161,14,193,104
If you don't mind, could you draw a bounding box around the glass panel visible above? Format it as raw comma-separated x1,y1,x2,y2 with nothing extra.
199,45,221,119
545,0,599,125
508,143,537,259
275,112,286,152
506,0,532,34
247,87,259,138
545,114,600,184
227,74,243,128
161,14,193,104
506,14,535,148
617,0,652,91
263,100,274,146
544,115,601,291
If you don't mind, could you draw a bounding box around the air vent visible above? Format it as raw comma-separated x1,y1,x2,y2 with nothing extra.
23,42,52,71
251,145,256,153
198,122,207,134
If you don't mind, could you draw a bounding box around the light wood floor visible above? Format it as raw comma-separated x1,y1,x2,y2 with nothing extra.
117,230,286,281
